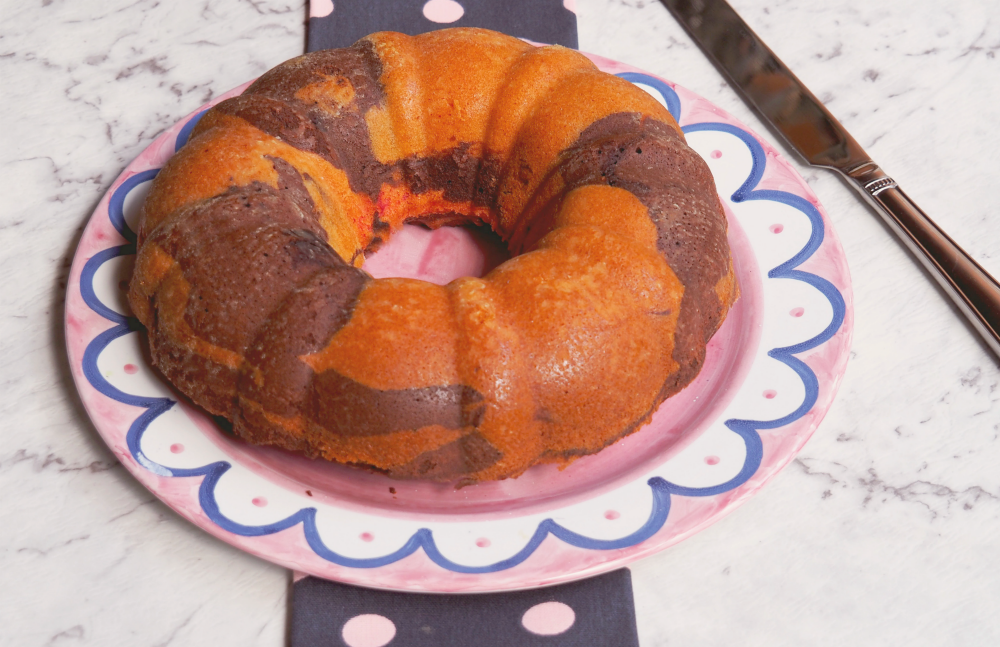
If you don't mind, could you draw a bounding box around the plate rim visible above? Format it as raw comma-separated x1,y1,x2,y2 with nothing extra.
64,55,853,592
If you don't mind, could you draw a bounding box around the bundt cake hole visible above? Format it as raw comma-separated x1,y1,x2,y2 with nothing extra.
363,218,511,284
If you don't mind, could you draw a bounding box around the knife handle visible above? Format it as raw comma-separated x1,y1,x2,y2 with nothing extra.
845,162,1000,358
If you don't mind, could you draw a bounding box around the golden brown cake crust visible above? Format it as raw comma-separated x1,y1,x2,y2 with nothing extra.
129,28,738,483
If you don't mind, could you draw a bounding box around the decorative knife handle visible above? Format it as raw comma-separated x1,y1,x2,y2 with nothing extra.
846,162,1000,357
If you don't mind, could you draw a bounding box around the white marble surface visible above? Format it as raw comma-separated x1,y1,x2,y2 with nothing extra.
2,0,999,644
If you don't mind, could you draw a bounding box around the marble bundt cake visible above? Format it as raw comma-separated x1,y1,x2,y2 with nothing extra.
129,28,738,483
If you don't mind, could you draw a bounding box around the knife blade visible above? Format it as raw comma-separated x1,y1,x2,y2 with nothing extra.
663,0,1000,358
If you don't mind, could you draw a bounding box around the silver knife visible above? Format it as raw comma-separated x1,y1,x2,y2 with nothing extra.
663,0,1000,358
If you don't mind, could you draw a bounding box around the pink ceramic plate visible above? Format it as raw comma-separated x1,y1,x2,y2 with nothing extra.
65,56,852,593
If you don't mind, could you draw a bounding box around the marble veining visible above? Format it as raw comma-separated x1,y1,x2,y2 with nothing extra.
2,0,999,645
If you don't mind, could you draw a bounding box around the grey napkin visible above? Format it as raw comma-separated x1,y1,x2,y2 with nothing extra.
292,3,640,646
290,569,640,646
307,0,578,50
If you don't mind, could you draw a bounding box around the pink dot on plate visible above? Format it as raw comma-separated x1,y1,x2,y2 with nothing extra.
342,614,397,647
704,455,720,465
169,443,184,454
522,601,576,636
604,510,620,520
475,538,491,548
422,0,464,23
710,150,723,159
770,224,784,234
763,389,777,399
360,532,374,542
252,497,268,507
123,363,138,374
790,307,805,318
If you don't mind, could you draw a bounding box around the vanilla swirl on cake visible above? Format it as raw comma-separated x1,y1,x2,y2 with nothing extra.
129,28,738,483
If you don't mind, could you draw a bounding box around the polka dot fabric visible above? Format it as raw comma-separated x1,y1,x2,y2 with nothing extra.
290,570,639,647
307,0,579,52
298,5,634,644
